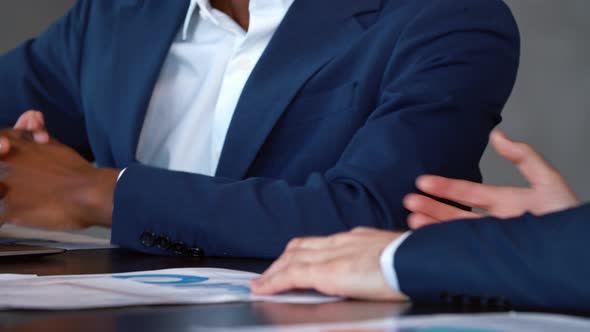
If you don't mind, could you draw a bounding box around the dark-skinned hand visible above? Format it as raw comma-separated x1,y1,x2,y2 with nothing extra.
0,128,118,230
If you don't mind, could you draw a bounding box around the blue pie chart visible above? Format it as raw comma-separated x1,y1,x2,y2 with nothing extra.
113,274,209,285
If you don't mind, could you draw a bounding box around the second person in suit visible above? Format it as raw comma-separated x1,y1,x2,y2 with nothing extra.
251,131,589,311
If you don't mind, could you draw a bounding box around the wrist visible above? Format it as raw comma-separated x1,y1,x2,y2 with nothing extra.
74,167,119,228
380,232,413,293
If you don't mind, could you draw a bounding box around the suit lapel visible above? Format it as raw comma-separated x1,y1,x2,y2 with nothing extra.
216,0,382,179
110,0,189,166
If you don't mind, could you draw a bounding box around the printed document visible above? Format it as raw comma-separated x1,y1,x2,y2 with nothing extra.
0,268,337,310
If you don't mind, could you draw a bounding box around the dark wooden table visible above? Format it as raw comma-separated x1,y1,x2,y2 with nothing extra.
2,248,587,332
0,249,427,332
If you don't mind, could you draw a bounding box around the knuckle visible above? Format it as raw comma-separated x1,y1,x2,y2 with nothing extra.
324,259,345,273
333,232,348,240
286,238,302,249
279,251,294,262
517,142,534,155
333,232,354,243
352,226,370,233
328,234,344,245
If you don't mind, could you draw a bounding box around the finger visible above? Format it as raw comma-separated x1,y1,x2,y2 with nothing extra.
0,137,11,155
416,175,500,210
404,193,480,224
14,111,44,130
31,111,46,128
261,249,307,279
285,236,330,251
263,239,320,278
407,213,439,229
13,111,49,144
261,247,346,279
252,262,320,295
13,114,29,130
351,227,377,234
491,131,562,186
286,232,352,251
33,131,50,144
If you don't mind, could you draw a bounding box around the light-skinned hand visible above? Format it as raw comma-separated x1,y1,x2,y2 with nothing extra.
251,227,409,301
403,130,580,229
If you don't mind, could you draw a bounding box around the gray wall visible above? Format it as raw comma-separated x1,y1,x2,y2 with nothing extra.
1,0,589,204
484,0,590,202
0,0,74,51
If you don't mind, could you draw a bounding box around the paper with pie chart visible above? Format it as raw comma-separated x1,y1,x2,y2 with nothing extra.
0,268,338,310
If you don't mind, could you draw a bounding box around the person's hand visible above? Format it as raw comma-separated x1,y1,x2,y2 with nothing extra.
403,131,580,229
0,111,49,157
0,129,118,229
13,110,49,143
251,227,409,301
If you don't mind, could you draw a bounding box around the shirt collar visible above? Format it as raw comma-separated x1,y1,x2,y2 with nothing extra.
182,0,295,40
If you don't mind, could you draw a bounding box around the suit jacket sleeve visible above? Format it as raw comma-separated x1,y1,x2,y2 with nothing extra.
0,0,92,158
111,1,520,258
396,203,590,311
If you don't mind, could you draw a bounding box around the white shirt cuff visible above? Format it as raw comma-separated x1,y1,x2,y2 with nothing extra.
117,168,127,182
380,231,412,292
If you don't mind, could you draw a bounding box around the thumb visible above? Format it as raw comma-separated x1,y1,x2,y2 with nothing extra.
491,130,561,186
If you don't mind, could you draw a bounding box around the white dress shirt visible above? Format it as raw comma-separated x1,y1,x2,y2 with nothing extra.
135,0,294,175
128,0,409,291
380,231,412,292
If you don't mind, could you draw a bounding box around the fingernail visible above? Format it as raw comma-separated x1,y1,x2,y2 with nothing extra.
416,176,431,189
403,195,415,209
34,132,49,143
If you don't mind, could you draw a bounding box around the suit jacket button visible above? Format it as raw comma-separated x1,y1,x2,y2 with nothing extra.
487,297,499,307
140,231,157,248
468,296,482,307
172,241,187,255
498,297,512,309
188,247,204,258
155,235,172,250
452,294,466,306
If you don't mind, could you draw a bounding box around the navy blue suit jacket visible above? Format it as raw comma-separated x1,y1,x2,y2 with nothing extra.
397,204,590,311
0,0,519,257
